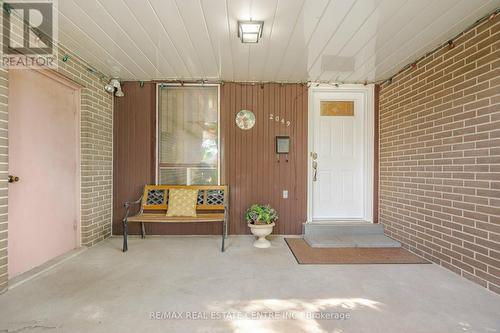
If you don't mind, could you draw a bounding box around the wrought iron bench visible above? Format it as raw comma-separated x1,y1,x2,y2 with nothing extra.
123,185,229,252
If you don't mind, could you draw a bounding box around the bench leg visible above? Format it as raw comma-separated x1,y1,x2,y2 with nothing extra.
221,218,227,252
141,222,145,239
221,224,225,252
122,219,128,252
224,219,228,240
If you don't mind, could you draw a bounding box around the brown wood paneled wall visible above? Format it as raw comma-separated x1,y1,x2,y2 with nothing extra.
113,82,155,236
113,82,308,235
221,83,308,234
113,82,221,235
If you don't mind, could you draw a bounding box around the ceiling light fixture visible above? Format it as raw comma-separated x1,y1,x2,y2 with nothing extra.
238,20,264,43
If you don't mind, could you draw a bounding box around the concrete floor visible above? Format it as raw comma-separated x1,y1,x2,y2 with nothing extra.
0,236,499,333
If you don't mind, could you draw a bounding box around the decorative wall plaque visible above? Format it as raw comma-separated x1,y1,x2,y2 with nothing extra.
235,110,256,130
320,101,354,116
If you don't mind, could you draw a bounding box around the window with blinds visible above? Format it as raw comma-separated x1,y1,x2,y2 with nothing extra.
157,85,219,185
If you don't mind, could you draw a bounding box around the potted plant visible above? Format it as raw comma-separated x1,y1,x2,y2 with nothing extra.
245,204,278,248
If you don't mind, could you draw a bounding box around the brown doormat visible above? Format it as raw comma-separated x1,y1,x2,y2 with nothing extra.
285,238,429,264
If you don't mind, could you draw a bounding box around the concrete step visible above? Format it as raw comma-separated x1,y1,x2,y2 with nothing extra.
303,222,401,248
304,222,384,236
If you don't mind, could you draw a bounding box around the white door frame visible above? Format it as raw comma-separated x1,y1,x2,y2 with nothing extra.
307,84,374,223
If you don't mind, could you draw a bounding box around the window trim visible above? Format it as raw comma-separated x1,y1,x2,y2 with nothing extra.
155,83,221,185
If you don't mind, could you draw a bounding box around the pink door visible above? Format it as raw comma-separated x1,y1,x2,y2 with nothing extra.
8,69,80,279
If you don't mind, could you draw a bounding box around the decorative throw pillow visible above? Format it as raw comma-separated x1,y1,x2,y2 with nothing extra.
166,189,198,217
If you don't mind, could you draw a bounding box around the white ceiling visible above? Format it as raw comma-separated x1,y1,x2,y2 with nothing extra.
58,0,500,82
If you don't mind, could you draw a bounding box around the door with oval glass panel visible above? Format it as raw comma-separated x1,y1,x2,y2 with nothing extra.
310,90,373,222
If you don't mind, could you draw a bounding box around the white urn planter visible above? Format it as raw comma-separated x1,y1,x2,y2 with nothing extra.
248,222,275,248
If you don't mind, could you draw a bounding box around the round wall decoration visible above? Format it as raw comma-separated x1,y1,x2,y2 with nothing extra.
235,110,256,130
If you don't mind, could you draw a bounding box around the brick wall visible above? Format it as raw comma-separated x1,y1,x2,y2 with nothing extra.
0,46,113,292
379,14,500,294
57,46,113,247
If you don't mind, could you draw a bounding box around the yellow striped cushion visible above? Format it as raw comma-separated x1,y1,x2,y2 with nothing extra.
166,189,198,217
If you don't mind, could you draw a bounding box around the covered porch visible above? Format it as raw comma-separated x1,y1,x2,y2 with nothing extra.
0,0,499,332
1,236,499,332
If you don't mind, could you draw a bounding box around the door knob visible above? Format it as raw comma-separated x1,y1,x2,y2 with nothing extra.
312,161,318,182
8,175,19,183
311,152,317,160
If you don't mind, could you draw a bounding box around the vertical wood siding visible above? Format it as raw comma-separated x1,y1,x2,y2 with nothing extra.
113,82,308,235
113,82,156,236
221,83,308,234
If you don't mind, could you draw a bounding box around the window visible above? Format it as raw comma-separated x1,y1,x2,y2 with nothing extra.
157,85,219,185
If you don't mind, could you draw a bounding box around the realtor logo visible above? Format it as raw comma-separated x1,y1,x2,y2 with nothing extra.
1,1,58,69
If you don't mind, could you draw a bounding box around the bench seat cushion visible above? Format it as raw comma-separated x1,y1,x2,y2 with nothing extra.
128,213,224,223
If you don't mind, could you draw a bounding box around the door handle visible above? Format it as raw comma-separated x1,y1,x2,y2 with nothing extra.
8,175,20,183
312,161,318,182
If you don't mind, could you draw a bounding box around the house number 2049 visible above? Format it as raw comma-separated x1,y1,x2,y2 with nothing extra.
269,114,291,127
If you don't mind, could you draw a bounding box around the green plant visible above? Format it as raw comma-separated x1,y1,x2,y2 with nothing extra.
245,204,278,225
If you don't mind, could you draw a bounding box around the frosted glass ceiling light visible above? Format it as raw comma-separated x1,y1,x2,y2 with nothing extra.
238,20,263,43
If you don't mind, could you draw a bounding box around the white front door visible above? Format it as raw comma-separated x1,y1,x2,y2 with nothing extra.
310,88,373,221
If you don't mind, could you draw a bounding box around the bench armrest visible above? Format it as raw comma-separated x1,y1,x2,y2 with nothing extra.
123,196,143,221
124,197,142,208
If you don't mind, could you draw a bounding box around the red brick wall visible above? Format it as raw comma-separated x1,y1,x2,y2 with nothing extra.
379,14,500,294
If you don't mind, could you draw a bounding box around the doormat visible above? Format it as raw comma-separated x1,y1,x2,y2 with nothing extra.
285,238,429,264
